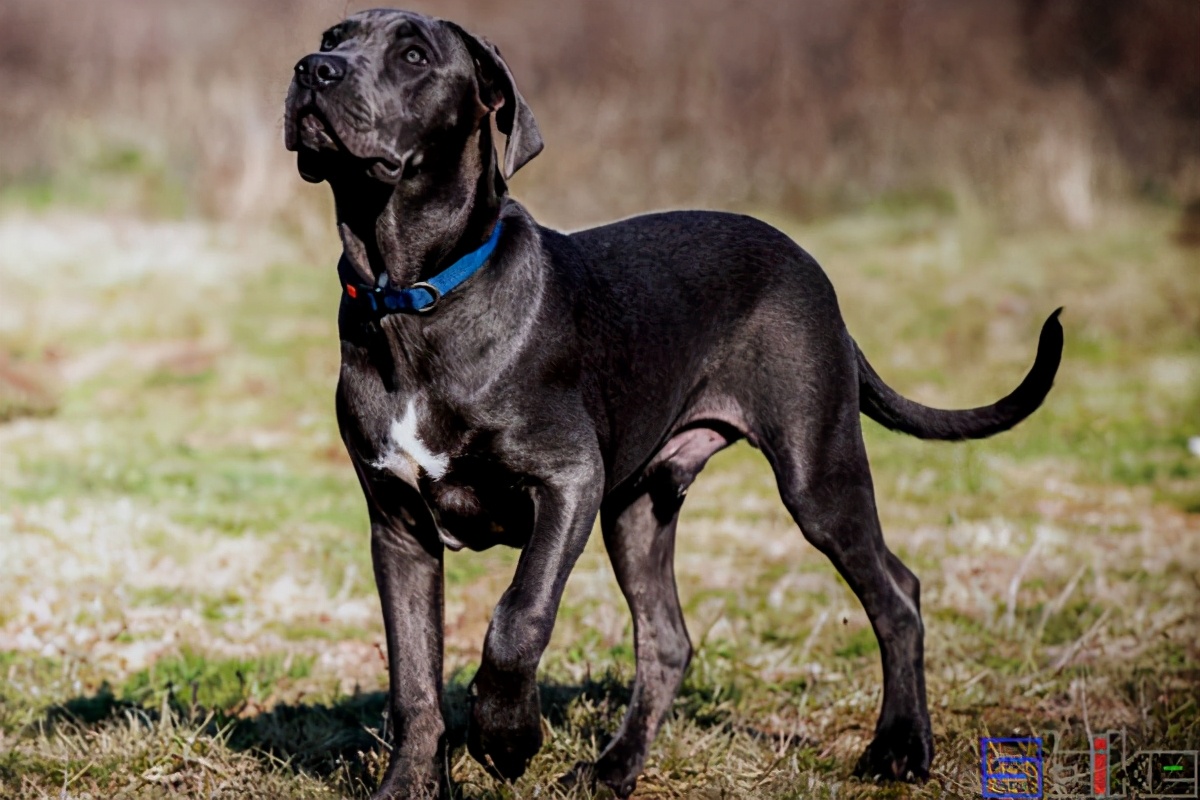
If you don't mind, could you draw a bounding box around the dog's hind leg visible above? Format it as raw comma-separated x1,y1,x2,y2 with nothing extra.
591,486,689,797
763,400,933,782
582,426,734,797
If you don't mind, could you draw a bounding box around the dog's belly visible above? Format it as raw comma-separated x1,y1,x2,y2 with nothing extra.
424,468,534,552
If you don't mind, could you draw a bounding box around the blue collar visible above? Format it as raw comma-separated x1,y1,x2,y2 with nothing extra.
341,221,504,315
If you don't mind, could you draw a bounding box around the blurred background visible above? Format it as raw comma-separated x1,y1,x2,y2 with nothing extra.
3,0,1199,229
1,2,1197,797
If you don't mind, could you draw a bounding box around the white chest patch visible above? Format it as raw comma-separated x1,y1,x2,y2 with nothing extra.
373,398,450,482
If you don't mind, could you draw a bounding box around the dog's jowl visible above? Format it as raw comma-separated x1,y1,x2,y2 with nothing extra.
284,9,1062,798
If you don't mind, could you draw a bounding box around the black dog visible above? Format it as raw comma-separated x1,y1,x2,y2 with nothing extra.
284,10,1062,798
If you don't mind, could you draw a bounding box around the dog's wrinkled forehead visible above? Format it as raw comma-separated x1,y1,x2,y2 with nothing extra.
324,9,466,65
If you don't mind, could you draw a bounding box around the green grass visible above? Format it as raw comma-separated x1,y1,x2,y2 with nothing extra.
0,202,1197,797
120,649,314,711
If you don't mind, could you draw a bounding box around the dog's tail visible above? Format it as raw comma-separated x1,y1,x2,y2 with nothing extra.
857,308,1063,441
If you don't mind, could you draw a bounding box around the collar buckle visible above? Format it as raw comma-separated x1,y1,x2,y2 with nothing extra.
410,281,442,313
338,219,503,317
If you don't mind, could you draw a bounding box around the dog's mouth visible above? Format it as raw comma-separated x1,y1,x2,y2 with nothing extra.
287,104,344,183
298,110,338,153
286,100,406,184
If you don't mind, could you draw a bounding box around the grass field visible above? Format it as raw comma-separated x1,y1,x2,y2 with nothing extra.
1,200,1197,798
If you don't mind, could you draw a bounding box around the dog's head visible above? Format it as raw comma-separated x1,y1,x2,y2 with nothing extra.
284,9,542,186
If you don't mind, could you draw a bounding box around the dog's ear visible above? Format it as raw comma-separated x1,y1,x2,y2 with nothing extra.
447,22,543,179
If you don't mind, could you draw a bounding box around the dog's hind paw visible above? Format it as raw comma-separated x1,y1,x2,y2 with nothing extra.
369,765,442,800
556,762,643,800
853,718,933,782
557,761,595,790
559,760,638,799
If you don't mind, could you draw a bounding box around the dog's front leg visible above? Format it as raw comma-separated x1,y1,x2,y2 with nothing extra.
364,487,446,800
467,452,604,782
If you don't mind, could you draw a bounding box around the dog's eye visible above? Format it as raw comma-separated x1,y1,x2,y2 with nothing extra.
320,32,339,52
402,46,428,66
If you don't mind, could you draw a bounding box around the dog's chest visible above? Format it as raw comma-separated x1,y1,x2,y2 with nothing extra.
346,386,533,551
370,397,452,485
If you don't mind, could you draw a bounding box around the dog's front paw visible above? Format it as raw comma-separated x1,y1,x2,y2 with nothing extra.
466,675,543,781
853,717,933,782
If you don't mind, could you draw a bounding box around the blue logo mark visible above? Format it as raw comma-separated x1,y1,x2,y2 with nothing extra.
981,737,1044,799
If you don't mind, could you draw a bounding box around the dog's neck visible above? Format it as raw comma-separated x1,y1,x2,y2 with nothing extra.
331,124,505,288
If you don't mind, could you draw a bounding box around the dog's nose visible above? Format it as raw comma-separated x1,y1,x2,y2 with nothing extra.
295,54,347,90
